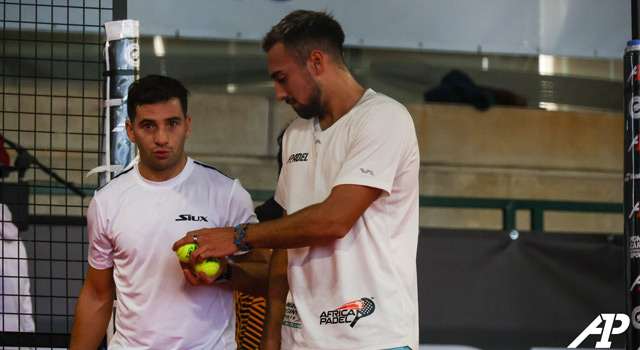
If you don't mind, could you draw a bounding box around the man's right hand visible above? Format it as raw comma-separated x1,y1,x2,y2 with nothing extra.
172,227,239,264
179,258,228,286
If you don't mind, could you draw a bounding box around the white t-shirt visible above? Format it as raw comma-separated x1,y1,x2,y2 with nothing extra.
1,203,36,349
88,158,257,350
275,89,420,350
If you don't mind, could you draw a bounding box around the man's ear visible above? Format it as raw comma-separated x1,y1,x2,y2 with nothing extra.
185,115,192,140
125,120,136,143
307,50,325,76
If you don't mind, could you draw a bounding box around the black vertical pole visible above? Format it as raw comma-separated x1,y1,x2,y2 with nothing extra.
625,3,640,349
112,0,127,21
633,0,639,40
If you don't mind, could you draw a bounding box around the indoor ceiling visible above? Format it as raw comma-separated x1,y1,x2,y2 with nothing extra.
139,36,625,112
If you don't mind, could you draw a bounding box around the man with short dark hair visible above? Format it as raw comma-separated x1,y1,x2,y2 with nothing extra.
174,10,420,350
70,75,269,350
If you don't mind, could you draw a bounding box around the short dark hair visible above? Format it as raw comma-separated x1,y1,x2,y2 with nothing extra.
127,75,190,121
262,10,345,67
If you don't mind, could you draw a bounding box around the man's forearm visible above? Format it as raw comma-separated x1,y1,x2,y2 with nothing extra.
248,202,344,249
173,185,381,259
69,286,114,349
261,249,288,350
70,267,115,350
246,185,381,250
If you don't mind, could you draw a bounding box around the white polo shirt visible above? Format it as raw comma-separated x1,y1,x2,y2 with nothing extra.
88,158,257,350
275,89,420,350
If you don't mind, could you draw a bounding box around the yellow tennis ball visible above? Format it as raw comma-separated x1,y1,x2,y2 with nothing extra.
176,243,198,263
195,257,221,278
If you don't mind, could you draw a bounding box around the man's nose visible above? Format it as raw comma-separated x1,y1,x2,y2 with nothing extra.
155,126,168,145
274,83,287,102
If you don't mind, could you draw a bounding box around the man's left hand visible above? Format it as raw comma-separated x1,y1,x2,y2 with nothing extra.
179,257,229,286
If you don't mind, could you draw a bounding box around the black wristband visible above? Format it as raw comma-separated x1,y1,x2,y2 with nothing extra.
214,263,232,284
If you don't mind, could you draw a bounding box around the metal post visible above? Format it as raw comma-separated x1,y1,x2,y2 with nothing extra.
112,0,127,21
624,31,640,350
502,200,516,231
90,20,139,186
627,4,640,350
530,208,544,232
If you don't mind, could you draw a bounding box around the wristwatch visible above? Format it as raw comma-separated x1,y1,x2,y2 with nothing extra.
214,264,232,284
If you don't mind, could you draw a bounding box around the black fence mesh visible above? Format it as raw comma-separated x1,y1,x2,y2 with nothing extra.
1,1,113,348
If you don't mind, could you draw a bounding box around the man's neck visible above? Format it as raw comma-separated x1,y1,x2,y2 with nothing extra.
318,82,366,131
138,155,188,182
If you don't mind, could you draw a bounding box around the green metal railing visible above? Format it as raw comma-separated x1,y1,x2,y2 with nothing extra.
246,191,624,231
29,184,624,232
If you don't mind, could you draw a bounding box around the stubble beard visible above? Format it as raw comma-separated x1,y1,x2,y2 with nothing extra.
291,76,323,120
139,138,187,176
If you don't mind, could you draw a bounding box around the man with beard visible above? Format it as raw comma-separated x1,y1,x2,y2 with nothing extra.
174,10,420,350
70,75,269,350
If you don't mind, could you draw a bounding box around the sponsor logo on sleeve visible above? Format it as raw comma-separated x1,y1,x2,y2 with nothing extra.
359,168,374,176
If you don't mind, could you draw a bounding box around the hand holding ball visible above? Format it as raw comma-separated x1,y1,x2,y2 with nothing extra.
176,244,221,280
176,243,198,263
195,257,221,278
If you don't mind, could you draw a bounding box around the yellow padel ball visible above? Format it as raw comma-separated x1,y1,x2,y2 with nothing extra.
195,257,221,278
176,243,198,263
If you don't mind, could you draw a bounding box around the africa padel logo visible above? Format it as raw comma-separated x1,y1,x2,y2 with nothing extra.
319,297,375,327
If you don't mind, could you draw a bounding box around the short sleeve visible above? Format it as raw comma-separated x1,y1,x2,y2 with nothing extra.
274,128,290,211
87,197,114,269
333,102,413,197
224,179,258,227
274,170,287,212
